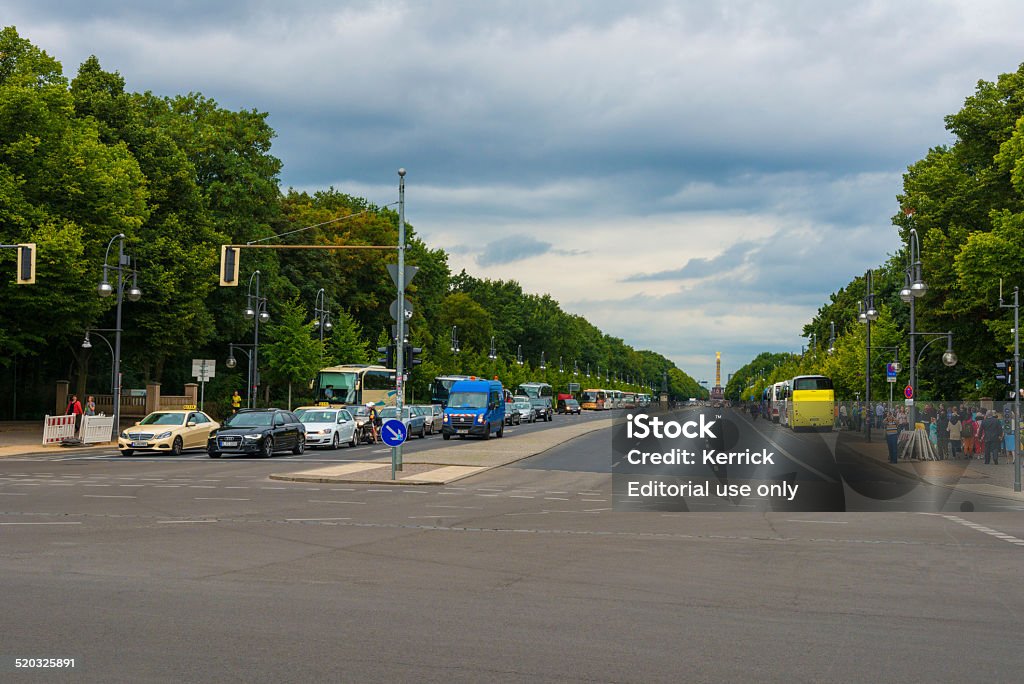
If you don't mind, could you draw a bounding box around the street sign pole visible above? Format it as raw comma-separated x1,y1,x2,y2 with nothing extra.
393,169,407,480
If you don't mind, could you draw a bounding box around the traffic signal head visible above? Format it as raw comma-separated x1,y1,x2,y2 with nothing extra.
16,243,35,284
219,245,239,286
377,344,395,368
995,359,1014,385
403,344,423,368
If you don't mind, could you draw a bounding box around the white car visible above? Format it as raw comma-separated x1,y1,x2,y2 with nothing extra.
298,408,358,449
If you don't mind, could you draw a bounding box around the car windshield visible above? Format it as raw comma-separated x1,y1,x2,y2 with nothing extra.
299,411,337,424
566,400,579,406
379,407,409,419
513,402,531,410
448,392,487,409
224,412,273,428
139,413,186,426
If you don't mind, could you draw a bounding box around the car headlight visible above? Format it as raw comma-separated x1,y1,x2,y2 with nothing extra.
208,431,217,439
443,414,450,423
119,431,128,439
155,431,172,440
243,434,261,441
476,414,485,424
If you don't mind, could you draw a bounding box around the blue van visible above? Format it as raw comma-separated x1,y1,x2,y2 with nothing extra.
441,379,506,440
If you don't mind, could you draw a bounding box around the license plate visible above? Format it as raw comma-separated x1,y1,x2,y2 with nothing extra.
131,441,148,448
457,429,468,434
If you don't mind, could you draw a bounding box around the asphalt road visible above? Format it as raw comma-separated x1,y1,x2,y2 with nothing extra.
2,408,1022,682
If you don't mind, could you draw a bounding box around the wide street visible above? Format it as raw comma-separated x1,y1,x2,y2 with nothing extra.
2,408,1022,682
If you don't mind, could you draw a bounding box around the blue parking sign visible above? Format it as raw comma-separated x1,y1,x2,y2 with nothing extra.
886,363,898,383
380,419,408,447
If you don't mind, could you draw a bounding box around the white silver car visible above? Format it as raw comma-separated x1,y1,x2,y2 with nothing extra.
298,408,358,449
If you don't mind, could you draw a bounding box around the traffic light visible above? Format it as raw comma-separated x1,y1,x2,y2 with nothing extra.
995,359,1013,385
16,243,35,284
377,344,395,368
403,344,423,368
219,245,239,286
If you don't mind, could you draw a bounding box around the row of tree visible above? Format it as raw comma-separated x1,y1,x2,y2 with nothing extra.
726,62,1024,403
0,27,704,418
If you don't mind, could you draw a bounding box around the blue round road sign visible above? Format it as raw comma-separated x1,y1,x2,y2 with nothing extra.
380,418,408,447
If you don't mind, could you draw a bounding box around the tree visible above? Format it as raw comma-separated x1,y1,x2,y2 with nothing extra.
261,296,323,409
327,309,370,365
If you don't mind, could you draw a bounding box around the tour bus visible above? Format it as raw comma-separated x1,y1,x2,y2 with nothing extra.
515,381,554,422
636,393,651,407
622,392,637,409
769,381,790,425
787,375,835,431
311,364,396,406
580,389,607,410
431,374,470,407
604,389,623,409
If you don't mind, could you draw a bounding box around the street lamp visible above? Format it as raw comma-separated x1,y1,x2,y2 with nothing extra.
488,336,497,361
516,344,523,366
244,271,270,408
226,343,254,408
858,269,880,441
312,288,332,352
96,233,140,441
81,329,117,394
559,356,563,373
828,320,836,353
450,326,460,354
573,359,579,376
540,351,546,371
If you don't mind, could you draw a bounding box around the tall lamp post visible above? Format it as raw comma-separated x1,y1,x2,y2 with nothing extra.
312,288,332,353
488,336,497,361
540,351,546,371
516,344,523,366
225,343,254,407
858,269,879,441
81,330,118,394
899,227,928,429
243,271,270,408
97,233,141,441
828,320,836,353
999,285,1022,492
450,326,460,354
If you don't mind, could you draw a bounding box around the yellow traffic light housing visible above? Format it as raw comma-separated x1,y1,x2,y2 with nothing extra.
219,245,239,286
16,243,36,284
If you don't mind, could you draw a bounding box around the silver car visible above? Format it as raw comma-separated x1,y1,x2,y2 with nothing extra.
512,401,536,423
412,404,443,435
378,406,427,439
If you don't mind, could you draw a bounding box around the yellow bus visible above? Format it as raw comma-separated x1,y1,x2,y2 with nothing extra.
312,364,397,407
788,375,834,431
580,389,607,410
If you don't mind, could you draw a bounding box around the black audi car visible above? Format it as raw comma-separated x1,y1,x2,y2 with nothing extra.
207,408,305,458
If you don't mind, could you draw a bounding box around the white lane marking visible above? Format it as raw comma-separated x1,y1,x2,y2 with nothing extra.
476,488,504,492
157,520,216,524
942,515,1024,546
224,486,249,489
153,485,181,488
308,500,366,505
189,486,216,489
408,516,458,519
194,497,251,501
581,499,606,502
0,492,27,496
286,518,352,521
508,495,535,499
544,497,569,501
743,416,839,483
0,521,82,525
426,505,483,509
785,519,849,524
84,495,136,498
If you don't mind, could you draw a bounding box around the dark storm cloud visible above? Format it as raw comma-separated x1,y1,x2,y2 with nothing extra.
477,236,554,266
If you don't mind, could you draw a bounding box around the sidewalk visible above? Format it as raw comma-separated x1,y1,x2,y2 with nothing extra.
0,421,115,457
270,418,615,485
842,434,1024,503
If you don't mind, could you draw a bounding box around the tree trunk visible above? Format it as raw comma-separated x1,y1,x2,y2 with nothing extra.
287,382,292,410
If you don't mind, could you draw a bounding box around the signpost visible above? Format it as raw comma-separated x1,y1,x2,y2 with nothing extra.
191,359,216,410
380,418,408,447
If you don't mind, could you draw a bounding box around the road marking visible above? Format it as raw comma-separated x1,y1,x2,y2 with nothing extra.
508,495,535,499
408,515,458,519
785,519,848,524
224,486,249,489
286,518,352,521
0,521,82,525
426,505,483,509
84,494,136,498
942,515,1024,546
308,500,366,504
195,497,251,501
0,492,27,496
581,499,606,502
742,414,839,483
157,520,217,524
544,497,570,501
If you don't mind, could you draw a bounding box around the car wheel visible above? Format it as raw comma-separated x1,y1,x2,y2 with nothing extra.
170,436,183,456
482,426,490,440
419,424,426,439
497,423,504,438
121,449,134,457
293,439,305,455
442,433,451,441
208,451,221,459
261,437,274,458
349,430,358,448
331,432,341,449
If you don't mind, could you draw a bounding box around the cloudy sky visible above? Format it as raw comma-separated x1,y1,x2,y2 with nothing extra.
8,1,1024,381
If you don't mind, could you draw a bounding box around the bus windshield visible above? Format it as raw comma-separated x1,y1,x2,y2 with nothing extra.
447,392,488,409
793,377,833,391
316,371,358,403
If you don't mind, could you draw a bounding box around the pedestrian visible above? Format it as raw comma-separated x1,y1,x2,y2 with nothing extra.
1003,411,1015,464
928,417,938,449
65,394,83,435
974,413,986,459
231,390,242,414
948,410,962,459
897,406,909,434
885,410,900,464
875,402,885,429
366,402,380,443
839,403,848,430
85,395,97,417
961,412,976,458
980,410,1003,464
936,405,949,459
